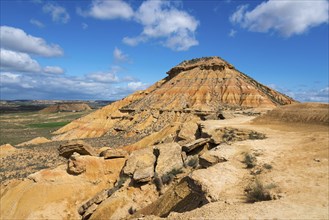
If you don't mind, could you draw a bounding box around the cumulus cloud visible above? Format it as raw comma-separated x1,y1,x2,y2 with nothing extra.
30,19,45,28
113,47,128,62
0,70,148,100
77,0,133,20
0,49,41,72
78,0,199,51
230,0,329,37
43,3,70,24
0,26,63,57
86,72,119,83
125,0,199,51
43,66,65,74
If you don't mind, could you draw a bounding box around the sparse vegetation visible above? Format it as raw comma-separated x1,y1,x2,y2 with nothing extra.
243,153,257,168
185,156,199,168
161,168,183,185
263,163,273,170
245,179,273,203
27,121,70,128
249,131,266,140
153,173,164,191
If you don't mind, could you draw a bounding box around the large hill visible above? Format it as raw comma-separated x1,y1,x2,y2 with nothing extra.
53,57,295,141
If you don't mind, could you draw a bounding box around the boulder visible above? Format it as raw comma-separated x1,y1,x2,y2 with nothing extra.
58,140,96,159
67,154,118,181
199,151,227,168
189,162,240,202
154,143,183,178
68,153,86,175
100,148,128,159
177,122,199,142
123,147,156,182
89,184,158,220
134,176,209,218
182,138,211,153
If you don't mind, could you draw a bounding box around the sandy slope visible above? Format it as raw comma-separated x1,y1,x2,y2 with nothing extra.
166,116,329,219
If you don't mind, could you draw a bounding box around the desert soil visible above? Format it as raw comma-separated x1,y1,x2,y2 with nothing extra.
164,116,329,219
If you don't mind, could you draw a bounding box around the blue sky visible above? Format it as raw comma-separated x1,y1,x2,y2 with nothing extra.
0,0,328,102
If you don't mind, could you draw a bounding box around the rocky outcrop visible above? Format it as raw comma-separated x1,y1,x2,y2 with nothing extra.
0,154,126,220
134,177,209,218
177,122,199,143
58,140,96,159
99,148,128,159
189,162,241,202
182,138,211,153
52,56,295,141
154,143,184,178
39,102,91,113
199,123,266,144
123,147,156,182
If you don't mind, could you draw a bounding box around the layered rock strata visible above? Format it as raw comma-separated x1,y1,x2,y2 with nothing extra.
52,57,295,141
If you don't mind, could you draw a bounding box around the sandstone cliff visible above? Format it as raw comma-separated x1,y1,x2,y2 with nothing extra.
52,57,295,141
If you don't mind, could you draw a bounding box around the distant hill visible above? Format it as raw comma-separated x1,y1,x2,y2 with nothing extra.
253,102,329,126
40,103,92,113
53,56,296,141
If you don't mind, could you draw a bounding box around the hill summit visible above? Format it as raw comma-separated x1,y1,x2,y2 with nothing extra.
53,56,296,141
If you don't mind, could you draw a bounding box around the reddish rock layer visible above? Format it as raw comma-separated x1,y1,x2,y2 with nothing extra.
52,57,296,141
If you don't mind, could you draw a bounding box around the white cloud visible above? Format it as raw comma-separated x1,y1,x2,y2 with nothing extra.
127,81,148,91
0,72,20,84
43,3,70,24
0,49,41,72
124,0,199,51
86,72,119,83
295,87,329,103
122,36,147,46
30,19,45,28
230,0,329,37
268,84,329,103
0,26,63,57
77,0,133,20
43,66,64,74
113,47,128,62
0,70,148,100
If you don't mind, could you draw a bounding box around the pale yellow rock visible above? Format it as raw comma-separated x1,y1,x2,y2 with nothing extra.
0,144,16,157
16,137,51,147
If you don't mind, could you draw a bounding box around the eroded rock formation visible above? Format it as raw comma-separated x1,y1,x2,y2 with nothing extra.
52,57,295,141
